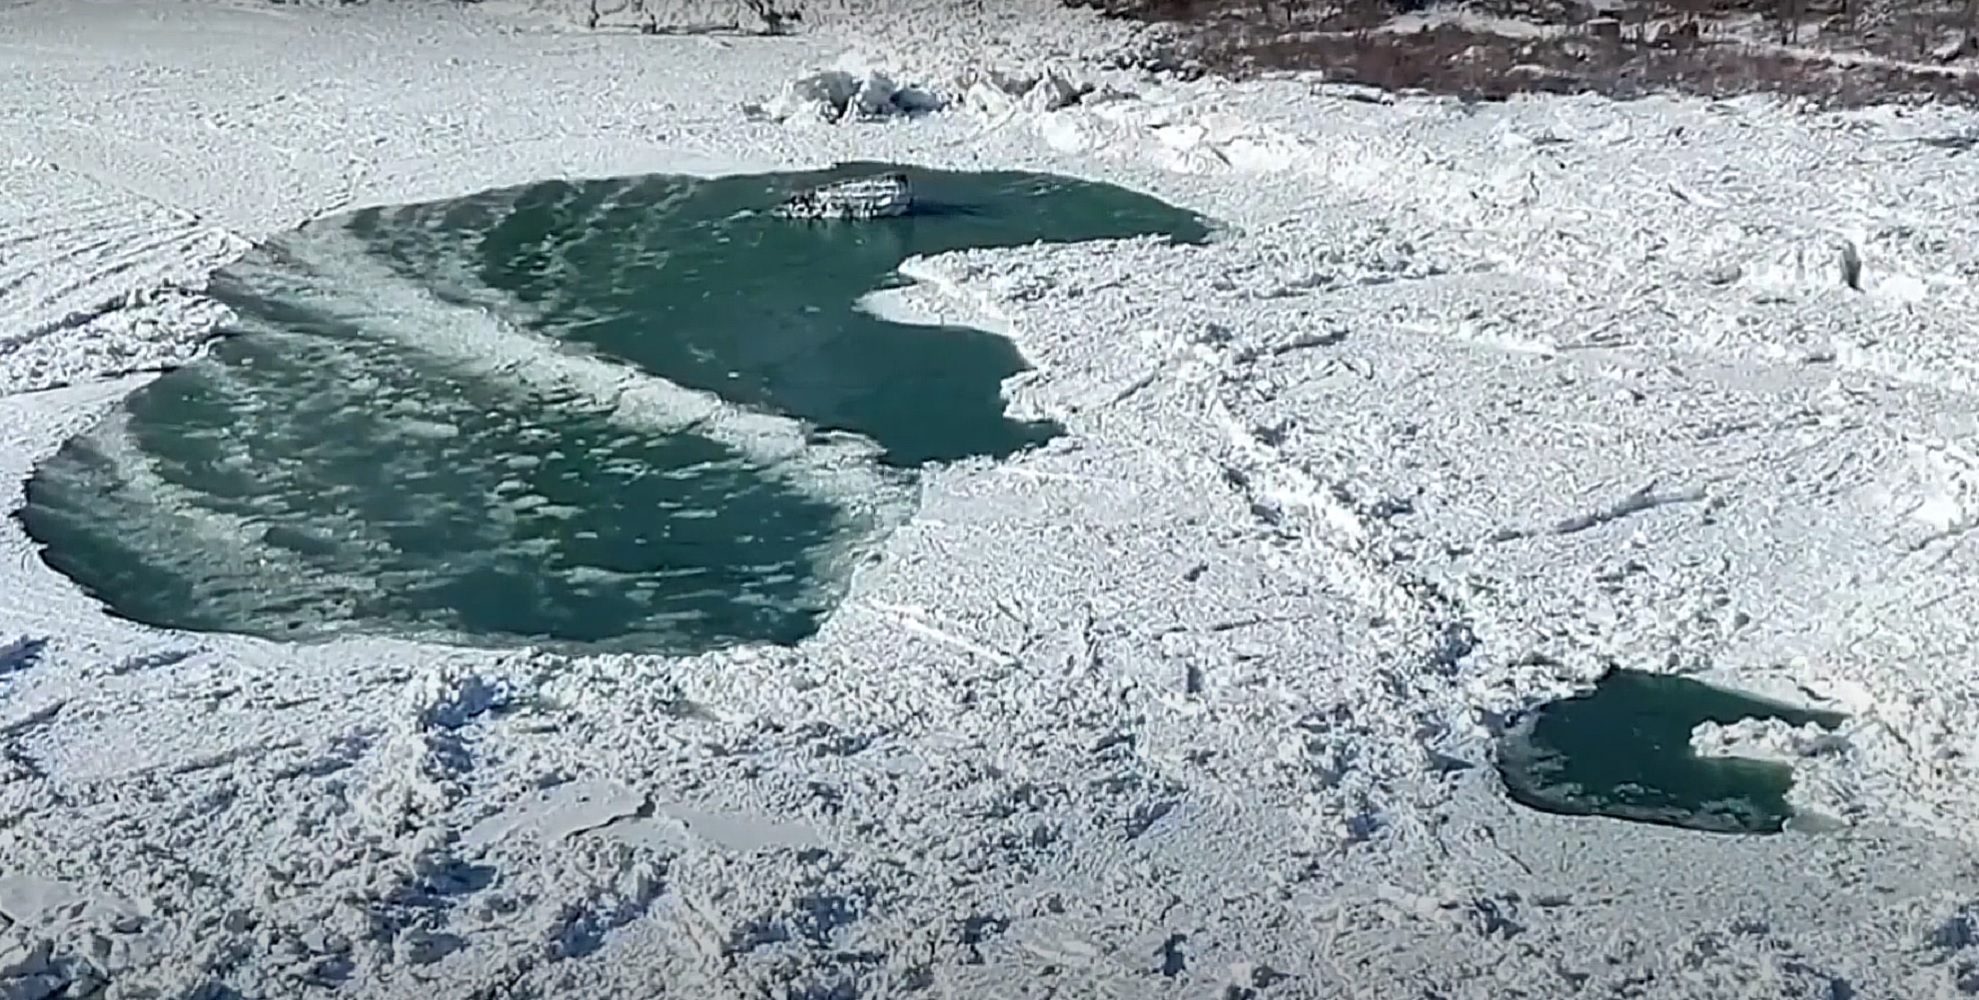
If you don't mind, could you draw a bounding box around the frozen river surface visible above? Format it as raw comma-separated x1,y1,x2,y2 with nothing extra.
1,1,1979,997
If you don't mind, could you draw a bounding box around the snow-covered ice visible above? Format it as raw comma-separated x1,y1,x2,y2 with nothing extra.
6,0,1979,996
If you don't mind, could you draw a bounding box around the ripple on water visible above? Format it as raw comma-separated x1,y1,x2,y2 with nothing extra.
19,164,1214,652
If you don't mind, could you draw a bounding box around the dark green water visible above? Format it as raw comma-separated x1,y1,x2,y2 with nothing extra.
19,164,1211,652
1497,670,1847,835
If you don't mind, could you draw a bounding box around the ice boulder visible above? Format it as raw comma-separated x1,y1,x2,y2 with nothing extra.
750,58,946,123
959,66,1095,116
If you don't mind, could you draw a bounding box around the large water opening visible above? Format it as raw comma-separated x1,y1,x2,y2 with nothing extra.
18,164,1212,653
1496,669,1847,835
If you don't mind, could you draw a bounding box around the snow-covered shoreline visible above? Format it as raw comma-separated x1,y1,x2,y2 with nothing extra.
5,0,1979,995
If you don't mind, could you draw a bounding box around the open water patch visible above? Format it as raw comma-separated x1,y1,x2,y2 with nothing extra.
18,164,1212,652
1496,669,1847,835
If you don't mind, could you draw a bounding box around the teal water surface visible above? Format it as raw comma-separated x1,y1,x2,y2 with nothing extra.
1496,669,1847,835
19,164,1212,652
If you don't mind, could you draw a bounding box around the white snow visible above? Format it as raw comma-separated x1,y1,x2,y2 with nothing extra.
855,255,1018,337
5,0,1979,996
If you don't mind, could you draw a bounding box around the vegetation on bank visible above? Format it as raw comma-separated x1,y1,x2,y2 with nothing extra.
1063,0,1979,106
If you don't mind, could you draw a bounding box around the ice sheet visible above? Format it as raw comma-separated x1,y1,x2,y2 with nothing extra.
4,0,1979,996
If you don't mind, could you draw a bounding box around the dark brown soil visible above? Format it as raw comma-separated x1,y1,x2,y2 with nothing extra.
1070,0,1979,107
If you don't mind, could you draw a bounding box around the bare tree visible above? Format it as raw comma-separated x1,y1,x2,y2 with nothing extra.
740,0,802,34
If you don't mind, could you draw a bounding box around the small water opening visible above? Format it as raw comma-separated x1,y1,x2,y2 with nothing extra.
1496,669,1847,835
17,164,1212,653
